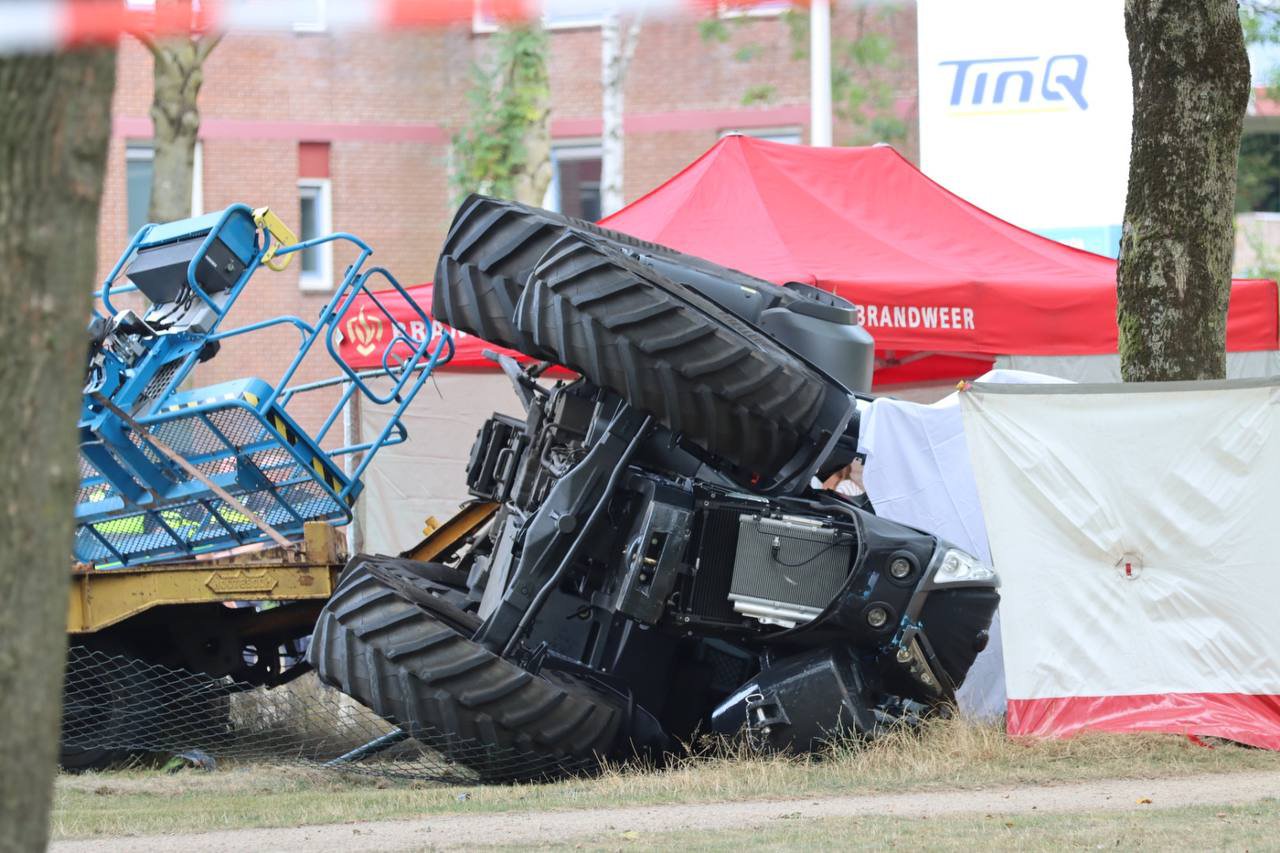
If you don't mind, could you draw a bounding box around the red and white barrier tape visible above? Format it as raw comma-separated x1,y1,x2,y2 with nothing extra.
0,0,786,53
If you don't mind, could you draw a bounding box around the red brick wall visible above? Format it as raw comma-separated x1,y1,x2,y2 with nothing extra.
95,8,919,441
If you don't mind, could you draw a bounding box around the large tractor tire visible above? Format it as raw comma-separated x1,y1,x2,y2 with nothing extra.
516,232,828,477
308,556,634,781
432,195,706,361
433,195,565,359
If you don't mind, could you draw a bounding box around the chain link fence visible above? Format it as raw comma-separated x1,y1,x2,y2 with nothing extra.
61,645,597,783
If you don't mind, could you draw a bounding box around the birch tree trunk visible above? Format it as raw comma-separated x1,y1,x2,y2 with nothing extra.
0,47,115,852
1117,0,1251,381
139,0,220,224
601,15,640,217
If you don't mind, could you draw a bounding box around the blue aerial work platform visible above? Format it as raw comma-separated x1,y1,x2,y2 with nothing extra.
76,204,452,567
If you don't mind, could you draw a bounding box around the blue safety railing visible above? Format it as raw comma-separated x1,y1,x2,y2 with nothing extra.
77,204,452,567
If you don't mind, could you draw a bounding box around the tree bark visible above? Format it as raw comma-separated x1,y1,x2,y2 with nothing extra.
0,48,116,852
139,0,219,224
507,26,552,207
1118,0,1252,381
601,14,640,217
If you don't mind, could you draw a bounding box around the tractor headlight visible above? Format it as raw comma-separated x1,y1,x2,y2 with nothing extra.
932,547,997,585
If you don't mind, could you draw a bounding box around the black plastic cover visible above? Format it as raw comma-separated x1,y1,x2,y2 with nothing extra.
125,235,245,304
711,645,875,751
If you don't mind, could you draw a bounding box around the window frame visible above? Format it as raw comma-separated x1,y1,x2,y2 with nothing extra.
125,142,155,240
544,140,603,218
125,140,205,237
297,178,334,292
719,126,804,145
190,140,204,217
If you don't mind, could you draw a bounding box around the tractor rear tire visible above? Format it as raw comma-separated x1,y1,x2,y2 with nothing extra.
308,557,632,781
517,232,828,477
432,195,683,360
433,195,564,359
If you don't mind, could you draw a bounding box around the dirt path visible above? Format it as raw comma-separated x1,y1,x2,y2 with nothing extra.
52,769,1280,852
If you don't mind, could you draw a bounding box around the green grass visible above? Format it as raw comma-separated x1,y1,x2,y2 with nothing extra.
482,802,1280,852
51,719,1280,840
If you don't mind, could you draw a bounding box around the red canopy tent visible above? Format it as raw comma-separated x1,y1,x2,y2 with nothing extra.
599,135,1279,385
342,135,1278,384
337,291,529,371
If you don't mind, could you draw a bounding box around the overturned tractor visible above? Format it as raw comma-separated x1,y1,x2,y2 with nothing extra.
309,196,999,780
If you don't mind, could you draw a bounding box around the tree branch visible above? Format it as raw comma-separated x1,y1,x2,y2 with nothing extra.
619,16,642,81
194,31,223,65
131,28,162,60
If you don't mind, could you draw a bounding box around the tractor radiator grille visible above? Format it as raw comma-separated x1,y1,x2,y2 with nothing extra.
689,511,739,620
729,515,851,610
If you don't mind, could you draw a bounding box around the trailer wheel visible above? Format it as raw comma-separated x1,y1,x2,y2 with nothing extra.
517,232,828,477
59,643,144,772
309,555,640,781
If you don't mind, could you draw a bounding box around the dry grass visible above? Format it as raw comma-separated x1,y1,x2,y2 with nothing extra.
52,718,1280,840
587,717,1280,805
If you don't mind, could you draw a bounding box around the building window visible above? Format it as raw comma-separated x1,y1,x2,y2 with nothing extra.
190,140,204,217
720,127,803,144
544,143,602,222
126,143,154,239
125,140,205,238
293,0,327,33
298,180,333,291
474,0,613,32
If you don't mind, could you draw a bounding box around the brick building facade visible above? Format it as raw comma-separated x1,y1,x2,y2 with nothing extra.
95,5,919,439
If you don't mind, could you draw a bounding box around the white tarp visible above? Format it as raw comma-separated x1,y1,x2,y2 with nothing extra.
858,369,1070,718
996,351,1280,384
356,372,522,555
959,379,1280,748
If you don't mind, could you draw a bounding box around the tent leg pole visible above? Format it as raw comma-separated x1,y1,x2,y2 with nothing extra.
344,383,361,557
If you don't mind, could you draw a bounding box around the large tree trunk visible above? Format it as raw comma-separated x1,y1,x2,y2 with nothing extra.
0,48,116,852
142,1,219,224
507,26,552,207
601,15,640,217
1117,1,1251,381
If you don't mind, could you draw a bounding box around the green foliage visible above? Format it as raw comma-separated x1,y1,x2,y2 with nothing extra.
788,5,906,146
1242,2,1280,95
699,3,908,147
742,84,776,106
1237,3,1280,213
699,18,731,43
451,25,550,202
1236,133,1280,213
1242,2,1280,45
1239,221,1280,281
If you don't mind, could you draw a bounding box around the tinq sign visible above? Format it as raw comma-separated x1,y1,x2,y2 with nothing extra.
940,54,1089,114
